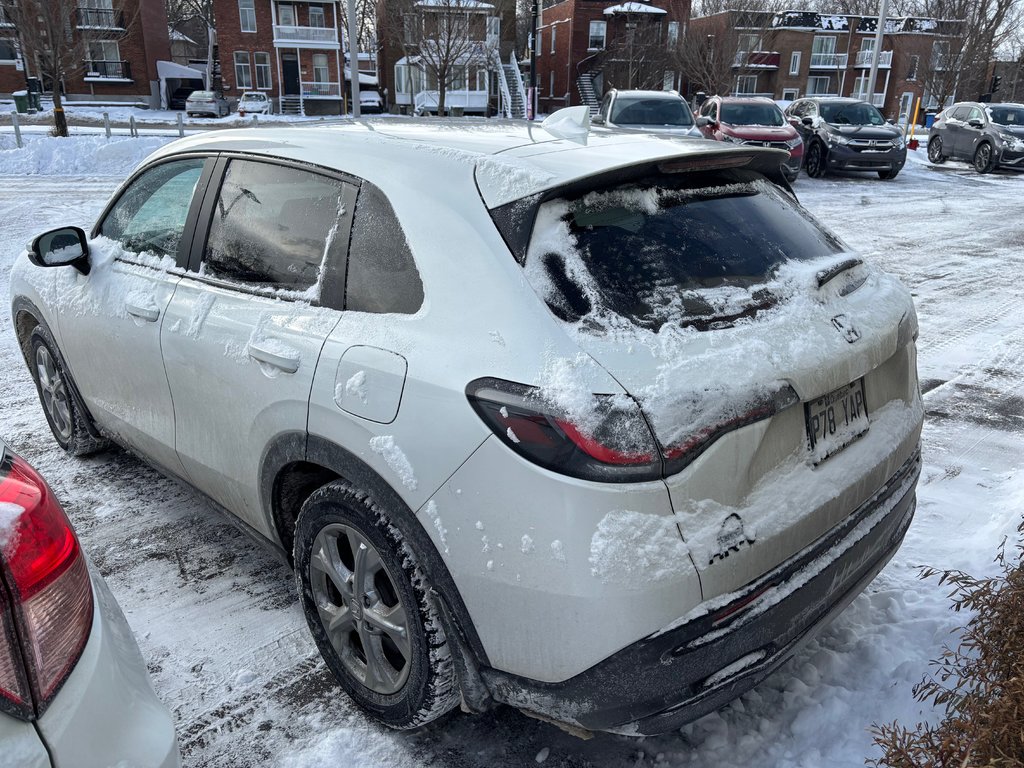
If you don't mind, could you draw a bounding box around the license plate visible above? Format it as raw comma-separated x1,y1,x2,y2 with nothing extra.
805,379,869,463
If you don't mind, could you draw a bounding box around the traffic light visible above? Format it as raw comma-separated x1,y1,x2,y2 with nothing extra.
991,74,1002,93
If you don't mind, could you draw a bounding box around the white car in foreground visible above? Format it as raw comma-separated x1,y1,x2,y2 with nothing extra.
0,442,179,767
10,111,922,735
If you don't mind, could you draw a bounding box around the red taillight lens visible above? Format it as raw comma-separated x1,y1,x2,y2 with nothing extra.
467,378,662,483
0,452,94,718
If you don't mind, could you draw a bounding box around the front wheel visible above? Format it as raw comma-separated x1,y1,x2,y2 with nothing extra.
974,142,996,173
294,482,459,729
804,141,827,178
878,168,900,180
927,136,946,164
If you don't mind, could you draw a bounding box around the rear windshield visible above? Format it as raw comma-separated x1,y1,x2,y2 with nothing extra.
190,91,214,99
988,105,1024,126
721,102,784,126
611,97,693,127
524,172,844,331
820,102,885,126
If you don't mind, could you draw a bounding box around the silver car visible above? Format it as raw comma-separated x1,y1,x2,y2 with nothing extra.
592,89,702,137
185,89,229,118
10,115,922,735
0,442,179,767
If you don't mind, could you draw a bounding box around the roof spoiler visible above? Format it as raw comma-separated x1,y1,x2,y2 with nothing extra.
540,106,592,140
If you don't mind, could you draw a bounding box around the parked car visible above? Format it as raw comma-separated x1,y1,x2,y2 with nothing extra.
592,89,701,137
785,97,906,179
927,101,1024,173
237,91,271,115
696,96,803,182
185,90,229,118
359,89,383,114
10,114,922,736
0,441,179,766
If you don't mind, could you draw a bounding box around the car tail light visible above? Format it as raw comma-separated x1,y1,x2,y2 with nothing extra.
0,452,93,719
467,378,662,483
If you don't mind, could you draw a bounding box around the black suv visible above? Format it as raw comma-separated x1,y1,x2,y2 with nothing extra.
927,102,1024,173
785,97,906,180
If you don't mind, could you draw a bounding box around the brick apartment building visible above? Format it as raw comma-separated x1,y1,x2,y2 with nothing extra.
1,0,170,106
213,0,350,115
536,0,690,114
688,9,964,121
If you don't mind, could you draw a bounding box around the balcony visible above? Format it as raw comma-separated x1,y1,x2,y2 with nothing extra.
733,50,781,69
76,7,126,30
809,53,848,69
855,50,893,68
273,25,339,48
301,81,341,98
852,91,886,107
83,60,132,81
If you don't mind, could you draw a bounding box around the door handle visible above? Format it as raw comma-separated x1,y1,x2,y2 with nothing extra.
126,303,160,322
248,343,300,373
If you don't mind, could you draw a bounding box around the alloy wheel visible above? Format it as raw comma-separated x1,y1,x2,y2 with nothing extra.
806,143,825,178
35,345,73,443
928,137,945,164
974,143,993,173
309,523,412,695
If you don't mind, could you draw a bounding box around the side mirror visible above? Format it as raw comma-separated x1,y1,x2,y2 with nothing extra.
28,226,90,275
968,118,984,128
801,116,815,127
591,115,605,125
696,116,714,128
887,118,897,125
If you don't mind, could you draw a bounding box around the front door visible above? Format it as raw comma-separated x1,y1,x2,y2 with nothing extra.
282,53,300,96
899,92,914,124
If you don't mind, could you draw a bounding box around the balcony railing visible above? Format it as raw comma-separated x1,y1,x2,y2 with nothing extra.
273,25,338,45
732,91,776,98
855,50,893,68
302,81,341,97
733,50,781,69
852,91,886,106
809,52,848,69
76,7,126,29
83,59,132,79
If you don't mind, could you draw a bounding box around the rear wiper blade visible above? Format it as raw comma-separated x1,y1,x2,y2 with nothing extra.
816,257,863,288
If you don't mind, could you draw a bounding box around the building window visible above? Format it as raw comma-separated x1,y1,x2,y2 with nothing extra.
735,74,757,95
588,20,606,50
931,40,950,70
254,52,271,89
737,33,761,53
278,3,295,26
663,70,675,90
87,40,122,76
551,25,556,54
0,38,18,62
782,87,798,100
666,21,678,49
806,75,832,95
403,14,418,44
789,51,801,75
811,35,837,67
312,53,329,83
549,70,555,98
852,75,869,99
537,30,542,55
907,54,919,81
234,51,252,89
238,0,255,33
308,4,325,28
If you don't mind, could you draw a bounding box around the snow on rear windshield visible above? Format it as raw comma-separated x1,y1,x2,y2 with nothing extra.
524,175,844,332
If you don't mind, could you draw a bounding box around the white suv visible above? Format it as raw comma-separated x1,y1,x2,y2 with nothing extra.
10,115,923,735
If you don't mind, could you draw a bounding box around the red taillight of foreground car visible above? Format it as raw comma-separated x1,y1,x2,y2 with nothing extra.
0,452,94,719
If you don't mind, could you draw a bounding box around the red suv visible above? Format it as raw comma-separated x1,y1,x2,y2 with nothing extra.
697,96,803,182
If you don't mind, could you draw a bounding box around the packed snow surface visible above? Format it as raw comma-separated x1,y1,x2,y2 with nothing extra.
0,136,1022,767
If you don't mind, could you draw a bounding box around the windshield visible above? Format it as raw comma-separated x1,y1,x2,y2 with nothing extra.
820,102,885,126
721,102,784,126
242,93,267,101
988,105,1024,127
524,172,844,332
610,97,694,127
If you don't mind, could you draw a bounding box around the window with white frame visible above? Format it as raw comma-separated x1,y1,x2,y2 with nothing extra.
907,54,919,81
278,4,295,26
851,75,869,99
811,35,837,66
588,20,606,50
87,40,120,66
806,75,831,95
254,52,271,89
663,70,675,90
476,68,488,91
312,53,329,83
234,51,252,89
735,74,757,94
238,0,255,32
667,21,678,49
551,25,556,53
860,37,875,55
737,33,761,53
782,87,798,100
308,4,325,28
537,30,542,54
789,50,801,75
549,70,555,98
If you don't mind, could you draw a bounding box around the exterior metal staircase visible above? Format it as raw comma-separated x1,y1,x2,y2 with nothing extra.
576,71,600,115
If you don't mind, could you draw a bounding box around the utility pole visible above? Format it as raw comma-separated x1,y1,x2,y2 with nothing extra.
529,0,538,119
348,0,360,116
866,0,890,109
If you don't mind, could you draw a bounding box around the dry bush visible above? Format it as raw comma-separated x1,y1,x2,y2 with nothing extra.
869,518,1024,767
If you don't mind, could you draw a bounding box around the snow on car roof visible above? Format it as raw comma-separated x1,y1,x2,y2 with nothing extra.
143,118,775,209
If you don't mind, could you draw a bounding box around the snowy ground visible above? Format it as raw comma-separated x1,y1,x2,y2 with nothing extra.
0,135,1022,767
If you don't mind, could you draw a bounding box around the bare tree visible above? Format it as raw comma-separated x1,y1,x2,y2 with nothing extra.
678,7,783,97
0,0,133,136
168,0,216,88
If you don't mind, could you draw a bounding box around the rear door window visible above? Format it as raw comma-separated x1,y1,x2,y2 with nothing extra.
524,172,844,331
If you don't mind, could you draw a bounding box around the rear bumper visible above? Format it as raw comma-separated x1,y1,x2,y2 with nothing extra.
484,447,921,735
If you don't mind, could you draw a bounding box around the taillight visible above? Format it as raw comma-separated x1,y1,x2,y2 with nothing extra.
0,452,93,719
467,378,662,482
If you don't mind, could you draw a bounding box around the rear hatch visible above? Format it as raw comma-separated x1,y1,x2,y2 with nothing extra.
495,159,922,601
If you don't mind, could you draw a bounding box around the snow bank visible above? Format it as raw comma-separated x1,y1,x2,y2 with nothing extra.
0,134,171,176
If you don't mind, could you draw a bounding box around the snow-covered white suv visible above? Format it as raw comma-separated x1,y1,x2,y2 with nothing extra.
10,114,923,735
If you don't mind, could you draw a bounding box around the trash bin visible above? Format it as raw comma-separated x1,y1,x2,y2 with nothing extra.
925,111,937,129
26,78,42,111
12,90,28,114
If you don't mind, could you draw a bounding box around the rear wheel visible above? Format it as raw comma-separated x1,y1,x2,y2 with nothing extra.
294,482,459,729
28,327,107,456
927,136,947,164
804,141,826,178
974,142,996,173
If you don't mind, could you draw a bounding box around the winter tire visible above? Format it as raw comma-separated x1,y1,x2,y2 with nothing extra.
973,142,995,174
877,169,900,180
28,326,108,456
927,136,946,164
805,141,826,178
294,481,459,729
